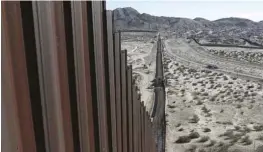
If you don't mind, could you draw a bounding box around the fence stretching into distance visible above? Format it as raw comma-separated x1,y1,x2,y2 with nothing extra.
151,35,166,152
2,1,166,152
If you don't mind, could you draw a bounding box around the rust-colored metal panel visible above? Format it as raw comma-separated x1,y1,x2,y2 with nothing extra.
32,2,74,152
138,99,142,152
2,2,37,152
120,50,128,152
127,66,133,152
106,10,118,152
91,1,110,151
132,85,138,152
141,103,144,152
142,106,146,152
70,1,97,152
114,31,123,152
145,112,150,152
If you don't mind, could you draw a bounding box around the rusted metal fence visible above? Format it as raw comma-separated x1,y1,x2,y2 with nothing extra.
151,34,166,152
2,1,157,152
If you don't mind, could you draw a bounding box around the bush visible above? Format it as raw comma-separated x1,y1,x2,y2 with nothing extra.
202,106,211,113
196,100,203,105
167,104,176,109
198,136,209,143
205,140,216,147
203,128,211,132
256,146,263,152
256,134,263,141
189,114,200,123
189,132,200,139
253,125,263,131
175,136,191,143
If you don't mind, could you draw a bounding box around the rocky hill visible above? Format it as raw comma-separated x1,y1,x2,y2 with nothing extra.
112,7,263,38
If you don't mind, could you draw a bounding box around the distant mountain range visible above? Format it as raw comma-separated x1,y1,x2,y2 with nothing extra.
112,7,263,38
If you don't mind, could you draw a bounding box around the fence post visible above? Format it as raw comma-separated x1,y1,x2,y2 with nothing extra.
132,85,138,152
127,66,133,152
71,1,98,151
106,10,118,152
2,2,37,151
32,2,74,151
138,99,142,152
114,31,122,152
91,1,110,151
142,104,145,152
121,50,128,152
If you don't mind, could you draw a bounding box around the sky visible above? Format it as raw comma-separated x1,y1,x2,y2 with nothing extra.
106,1,263,22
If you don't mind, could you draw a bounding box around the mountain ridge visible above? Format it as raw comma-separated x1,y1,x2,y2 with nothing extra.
112,7,263,32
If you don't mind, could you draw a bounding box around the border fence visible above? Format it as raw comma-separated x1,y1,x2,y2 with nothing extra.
2,1,163,152
152,35,166,152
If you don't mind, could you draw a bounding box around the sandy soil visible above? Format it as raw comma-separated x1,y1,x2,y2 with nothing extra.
122,37,263,152
165,39,263,81
164,39,263,152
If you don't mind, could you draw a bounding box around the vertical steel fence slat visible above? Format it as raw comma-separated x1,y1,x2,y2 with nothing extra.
141,103,144,152
32,2,74,152
127,66,133,152
142,106,146,152
106,10,118,152
71,1,97,152
2,2,37,152
132,85,138,152
121,50,128,152
140,102,144,152
91,1,110,152
138,96,141,152
114,31,123,152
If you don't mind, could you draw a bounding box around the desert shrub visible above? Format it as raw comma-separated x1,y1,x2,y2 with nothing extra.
256,134,263,141
203,128,211,132
234,126,241,131
202,106,210,113
170,110,175,113
175,136,191,143
256,146,263,152
253,125,263,131
189,132,200,139
219,130,233,137
236,104,242,109
167,105,176,109
228,81,233,84
216,121,233,125
239,135,251,145
185,145,197,152
198,149,206,152
205,140,216,147
243,126,251,133
189,114,200,123
175,123,181,127
251,92,257,96
205,113,212,117
223,76,228,80
178,128,184,131
196,100,203,105
198,136,209,143
202,92,209,96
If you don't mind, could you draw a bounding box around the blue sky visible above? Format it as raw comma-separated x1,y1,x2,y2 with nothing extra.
106,1,263,21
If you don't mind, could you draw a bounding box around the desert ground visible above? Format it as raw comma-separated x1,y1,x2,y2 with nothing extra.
121,36,263,152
